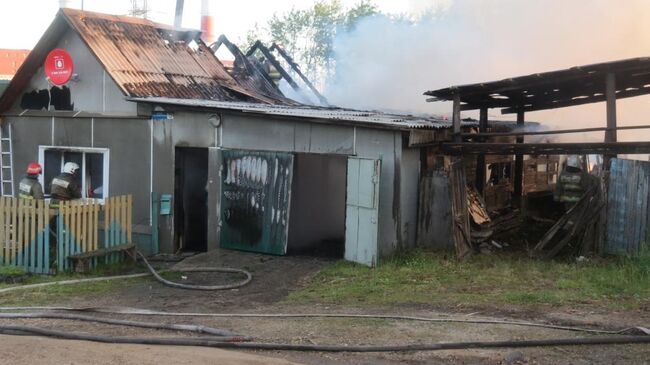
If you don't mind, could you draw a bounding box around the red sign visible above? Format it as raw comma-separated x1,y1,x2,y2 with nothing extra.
44,48,74,86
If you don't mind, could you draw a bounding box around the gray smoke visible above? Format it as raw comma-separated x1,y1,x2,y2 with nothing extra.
324,0,650,143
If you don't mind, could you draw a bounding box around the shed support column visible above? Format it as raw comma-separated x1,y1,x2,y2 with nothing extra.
475,107,488,194
452,94,461,143
605,73,617,168
513,110,525,206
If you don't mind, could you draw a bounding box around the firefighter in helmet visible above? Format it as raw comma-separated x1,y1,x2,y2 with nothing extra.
18,162,44,200
50,162,81,208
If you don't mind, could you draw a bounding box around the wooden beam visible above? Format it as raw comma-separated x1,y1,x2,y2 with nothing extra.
513,110,525,205
440,141,650,156
452,94,461,142
501,84,650,114
475,107,488,194
462,124,650,138
605,73,618,166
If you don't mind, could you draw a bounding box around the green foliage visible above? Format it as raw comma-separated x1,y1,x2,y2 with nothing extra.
248,0,379,83
287,250,650,310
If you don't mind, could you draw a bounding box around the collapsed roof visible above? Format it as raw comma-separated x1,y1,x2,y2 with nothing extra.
0,8,288,112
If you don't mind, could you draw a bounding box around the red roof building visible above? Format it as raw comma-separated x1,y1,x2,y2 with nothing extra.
0,49,30,80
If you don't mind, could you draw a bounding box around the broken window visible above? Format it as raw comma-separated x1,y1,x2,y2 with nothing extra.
487,162,512,185
49,86,73,110
40,147,109,200
19,86,73,111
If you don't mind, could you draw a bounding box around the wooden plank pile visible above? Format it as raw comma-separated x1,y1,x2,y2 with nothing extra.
533,176,604,259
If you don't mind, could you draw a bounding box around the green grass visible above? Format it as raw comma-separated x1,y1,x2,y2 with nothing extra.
287,250,650,310
0,261,149,306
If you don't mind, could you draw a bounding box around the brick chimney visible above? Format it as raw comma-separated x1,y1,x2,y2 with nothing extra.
200,0,215,44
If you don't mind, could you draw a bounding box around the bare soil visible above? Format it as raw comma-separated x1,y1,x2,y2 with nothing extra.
1,249,649,365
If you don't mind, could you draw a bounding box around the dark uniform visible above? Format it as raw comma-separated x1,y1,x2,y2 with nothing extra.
50,173,81,207
18,175,44,200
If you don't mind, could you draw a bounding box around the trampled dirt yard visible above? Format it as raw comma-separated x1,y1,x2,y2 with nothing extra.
1,249,649,365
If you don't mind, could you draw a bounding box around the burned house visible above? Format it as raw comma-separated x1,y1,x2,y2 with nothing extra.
0,8,478,266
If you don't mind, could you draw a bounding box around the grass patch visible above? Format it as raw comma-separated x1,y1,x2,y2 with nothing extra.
287,250,650,310
0,261,149,306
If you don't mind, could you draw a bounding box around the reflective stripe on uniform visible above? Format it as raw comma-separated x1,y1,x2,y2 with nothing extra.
51,178,70,189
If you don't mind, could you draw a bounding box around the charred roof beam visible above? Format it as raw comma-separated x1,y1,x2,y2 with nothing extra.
269,43,329,106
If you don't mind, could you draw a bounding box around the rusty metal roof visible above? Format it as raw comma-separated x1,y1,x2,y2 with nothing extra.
0,9,283,112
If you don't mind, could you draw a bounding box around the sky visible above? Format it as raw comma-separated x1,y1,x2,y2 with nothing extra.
0,0,446,49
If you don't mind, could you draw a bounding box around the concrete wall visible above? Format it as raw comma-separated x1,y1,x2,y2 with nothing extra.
12,29,136,115
288,153,346,254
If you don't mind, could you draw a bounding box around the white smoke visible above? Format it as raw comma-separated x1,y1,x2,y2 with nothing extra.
325,0,650,143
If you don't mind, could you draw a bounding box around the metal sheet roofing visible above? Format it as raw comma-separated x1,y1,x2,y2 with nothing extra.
129,96,464,130
0,8,284,112
425,57,650,114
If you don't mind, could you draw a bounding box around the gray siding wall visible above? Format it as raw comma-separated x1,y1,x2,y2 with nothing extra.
151,111,217,253
4,116,151,234
213,112,418,260
12,29,136,115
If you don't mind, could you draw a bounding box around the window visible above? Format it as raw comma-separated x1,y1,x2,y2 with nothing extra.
38,147,109,200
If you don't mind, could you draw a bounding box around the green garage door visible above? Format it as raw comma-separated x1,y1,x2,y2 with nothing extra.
220,150,294,255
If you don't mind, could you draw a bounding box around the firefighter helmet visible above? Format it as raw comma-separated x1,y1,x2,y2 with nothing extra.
63,162,80,174
26,162,42,175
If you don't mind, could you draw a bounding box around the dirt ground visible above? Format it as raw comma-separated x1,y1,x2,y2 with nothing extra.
1,249,649,365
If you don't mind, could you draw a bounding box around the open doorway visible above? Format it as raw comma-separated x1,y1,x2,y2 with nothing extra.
287,153,347,258
174,147,208,253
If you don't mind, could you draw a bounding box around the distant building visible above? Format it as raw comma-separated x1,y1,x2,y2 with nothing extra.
0,49,30,96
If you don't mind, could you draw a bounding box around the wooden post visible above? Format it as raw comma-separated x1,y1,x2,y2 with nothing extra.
476,107,488,194
452,94,462,142
605,73,617,168
513,110,525,206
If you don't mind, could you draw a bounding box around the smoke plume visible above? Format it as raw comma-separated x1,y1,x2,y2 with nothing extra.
325,0,650,143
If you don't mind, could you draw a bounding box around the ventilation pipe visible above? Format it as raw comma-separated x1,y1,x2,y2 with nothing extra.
200,0,216,44
174,0,185,28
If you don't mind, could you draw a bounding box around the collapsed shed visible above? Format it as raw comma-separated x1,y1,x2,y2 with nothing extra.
423,57,650,257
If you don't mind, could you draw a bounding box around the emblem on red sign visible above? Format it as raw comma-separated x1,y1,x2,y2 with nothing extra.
44,48,74,85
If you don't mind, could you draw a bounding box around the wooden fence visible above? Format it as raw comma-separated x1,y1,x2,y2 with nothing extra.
606,159,650,256
0,195,132,273
0,198,51,274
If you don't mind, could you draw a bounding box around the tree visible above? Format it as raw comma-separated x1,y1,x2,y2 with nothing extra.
244,0,379,86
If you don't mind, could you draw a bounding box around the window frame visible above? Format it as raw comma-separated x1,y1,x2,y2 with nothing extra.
38,146,110,202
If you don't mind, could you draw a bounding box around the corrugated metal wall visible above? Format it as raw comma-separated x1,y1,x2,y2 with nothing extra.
606,158,650,255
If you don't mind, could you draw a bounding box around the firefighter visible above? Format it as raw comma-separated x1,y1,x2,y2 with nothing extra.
50,162,81,208
18,162,44,200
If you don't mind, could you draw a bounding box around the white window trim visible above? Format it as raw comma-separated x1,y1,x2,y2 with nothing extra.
38,146,110,202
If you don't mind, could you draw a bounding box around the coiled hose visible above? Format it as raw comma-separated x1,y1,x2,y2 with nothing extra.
0,250,252,294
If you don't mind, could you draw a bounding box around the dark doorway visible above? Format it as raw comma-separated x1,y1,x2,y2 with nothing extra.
287,153,347,258
174,147,209,252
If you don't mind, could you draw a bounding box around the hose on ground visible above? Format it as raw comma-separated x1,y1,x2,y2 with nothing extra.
137,251,253,291
0,312,241,338
1,324,649,352
0,306,647,336
0,250,252,294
